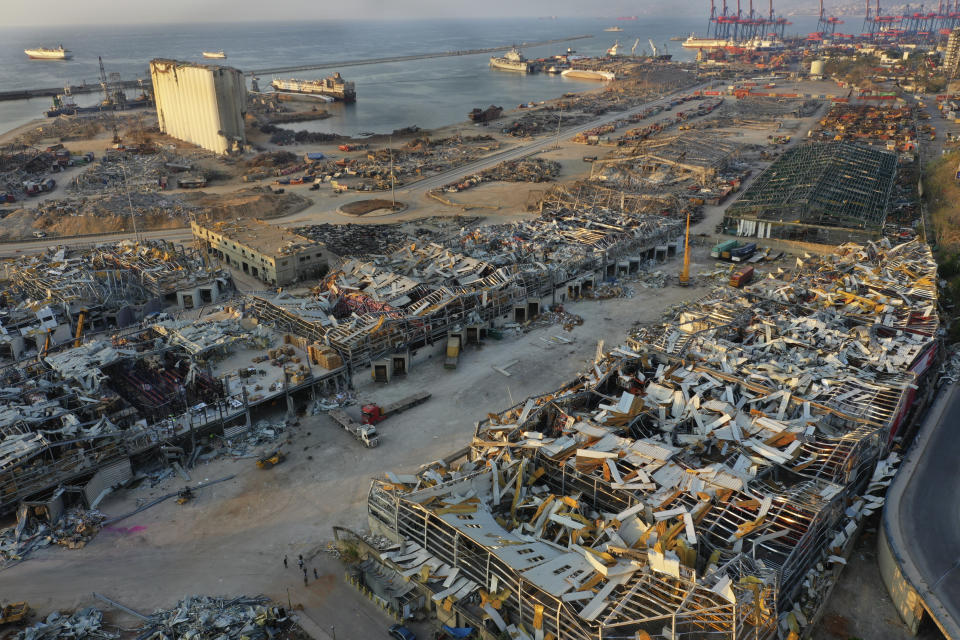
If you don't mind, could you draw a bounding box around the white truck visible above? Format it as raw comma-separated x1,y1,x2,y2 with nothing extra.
328,408,380,448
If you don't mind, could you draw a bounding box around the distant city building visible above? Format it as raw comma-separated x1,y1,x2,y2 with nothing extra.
150,59,247,155
192,220,329,286
945,28,960,79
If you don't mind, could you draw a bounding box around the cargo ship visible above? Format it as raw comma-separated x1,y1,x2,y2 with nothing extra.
682,34,785,51
202,51,227,59
561,68,615,81
270,73,356,102
490,48,533,73
24,45,72,60
469,105,503,122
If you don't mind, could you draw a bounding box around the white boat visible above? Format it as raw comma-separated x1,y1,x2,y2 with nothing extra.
202,51,227,59
604,26,624,32
24,45,72,60
561,68,615,81
490,47,532,73
682,34,784,51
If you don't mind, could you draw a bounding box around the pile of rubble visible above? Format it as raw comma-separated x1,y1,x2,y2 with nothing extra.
38,191,199,221
365,239,939,640
1,506,105,566
135,596,294,640
295,223,412,257
16,608,115,640
68,152,171,195
502,112,590,138
440,158,561,193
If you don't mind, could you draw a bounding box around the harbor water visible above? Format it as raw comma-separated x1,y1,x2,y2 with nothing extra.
0,16,822,138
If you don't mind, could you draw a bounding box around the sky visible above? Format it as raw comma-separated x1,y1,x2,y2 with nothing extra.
2,0,705,26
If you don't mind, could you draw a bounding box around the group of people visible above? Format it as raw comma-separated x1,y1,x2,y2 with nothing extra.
285,553,318,587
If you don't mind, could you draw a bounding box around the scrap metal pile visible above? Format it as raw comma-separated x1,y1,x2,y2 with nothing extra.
810,103,918,151
135,595,295,640
439,158,561,193
1,504,104,565
367,240,936,640
294,223,414,257
15,608,115,640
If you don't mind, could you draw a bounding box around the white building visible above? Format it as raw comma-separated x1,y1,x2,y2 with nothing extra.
150,59,247,154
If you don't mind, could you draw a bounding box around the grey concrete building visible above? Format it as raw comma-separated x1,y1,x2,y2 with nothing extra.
191,220,329,286
150,59,247,155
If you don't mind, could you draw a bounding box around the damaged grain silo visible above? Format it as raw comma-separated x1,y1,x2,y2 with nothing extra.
149,59,247,155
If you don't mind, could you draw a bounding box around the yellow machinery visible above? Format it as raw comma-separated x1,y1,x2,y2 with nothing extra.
256,450,286,469
74,309,87,348
0,602,29,625
678,210,691,287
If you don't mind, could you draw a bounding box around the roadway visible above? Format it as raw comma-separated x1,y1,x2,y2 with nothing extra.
885,379,960,637
0,79,712,257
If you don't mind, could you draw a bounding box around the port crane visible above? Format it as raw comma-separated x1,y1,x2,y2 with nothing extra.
631,38,640,56
648,39,658,57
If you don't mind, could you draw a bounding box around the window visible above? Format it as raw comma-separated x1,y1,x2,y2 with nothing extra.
456,514,474,521
552,565,572,575
315,252,324,258
281,260,288,266
517,548,536,555
463,524,482,529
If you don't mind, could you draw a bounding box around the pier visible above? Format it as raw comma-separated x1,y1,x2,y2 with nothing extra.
0,34,593,103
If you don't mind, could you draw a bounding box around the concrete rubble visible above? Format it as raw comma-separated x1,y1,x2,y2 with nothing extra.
1,503,105,566
364,240,939,640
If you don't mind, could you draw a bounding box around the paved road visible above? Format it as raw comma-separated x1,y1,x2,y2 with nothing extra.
887,381,960,638
0,80,712,257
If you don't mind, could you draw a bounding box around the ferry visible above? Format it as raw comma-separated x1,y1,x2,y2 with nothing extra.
24,45,72,60
202,51,227,59
271,73,356,102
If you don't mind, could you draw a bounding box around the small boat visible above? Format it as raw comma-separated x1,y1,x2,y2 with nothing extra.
604,26,624,32
25,45,72,60
202,51,227,59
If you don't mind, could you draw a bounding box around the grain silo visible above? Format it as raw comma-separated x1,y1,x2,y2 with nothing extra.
149,59,247,155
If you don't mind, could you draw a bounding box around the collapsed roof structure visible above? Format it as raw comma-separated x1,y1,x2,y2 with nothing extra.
367,240,936,640
246,210,684,367
723,142,898,244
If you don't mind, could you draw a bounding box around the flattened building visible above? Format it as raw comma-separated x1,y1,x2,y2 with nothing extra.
723,142,897,244
150,59,247,155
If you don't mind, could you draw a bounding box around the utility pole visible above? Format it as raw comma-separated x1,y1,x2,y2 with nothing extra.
555,107,563,150
389,135,396,209
121,164,139,242
679,210,691,287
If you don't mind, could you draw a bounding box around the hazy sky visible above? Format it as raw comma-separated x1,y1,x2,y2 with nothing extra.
3,0,699,26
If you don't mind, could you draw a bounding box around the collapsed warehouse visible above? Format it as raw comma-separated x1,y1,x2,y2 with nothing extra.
0,243,360,516
365,240,938,640
252,208,686,370
722,142,898,245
